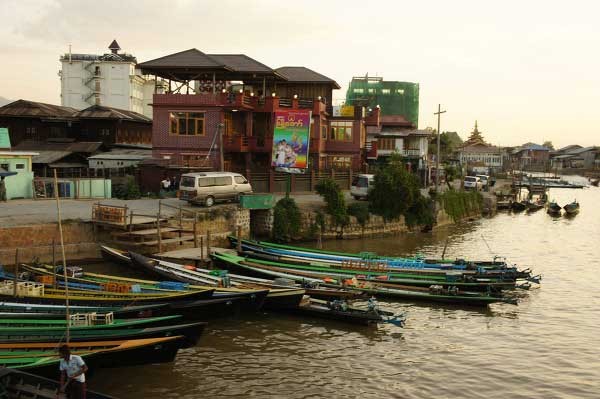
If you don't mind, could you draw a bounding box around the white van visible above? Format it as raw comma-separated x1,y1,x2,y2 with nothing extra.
351,174,375,200
179,172,252,207
463,176,482,191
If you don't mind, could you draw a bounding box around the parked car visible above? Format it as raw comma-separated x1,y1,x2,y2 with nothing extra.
178,172,252,207
351,174,374,200
463,176,482,191
476,175,489,189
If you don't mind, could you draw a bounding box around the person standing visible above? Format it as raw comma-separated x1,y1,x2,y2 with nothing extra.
58,344,88,399
161,177,171,192
0,177,6,202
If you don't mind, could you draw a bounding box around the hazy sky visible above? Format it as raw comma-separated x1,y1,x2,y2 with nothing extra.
1,0,599,148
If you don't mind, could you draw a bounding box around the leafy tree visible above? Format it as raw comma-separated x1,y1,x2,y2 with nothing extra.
368,153,419,221
315,178,349,228
444,165,460,190
542,141,554,150
272,197,301,242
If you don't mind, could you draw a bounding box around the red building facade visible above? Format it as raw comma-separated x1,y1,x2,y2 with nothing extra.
138,49,364,174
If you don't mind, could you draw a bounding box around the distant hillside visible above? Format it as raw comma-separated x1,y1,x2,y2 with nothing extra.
0,96,11,107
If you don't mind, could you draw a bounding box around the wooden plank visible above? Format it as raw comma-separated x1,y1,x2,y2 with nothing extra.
142,235,195,246
127,227,180,236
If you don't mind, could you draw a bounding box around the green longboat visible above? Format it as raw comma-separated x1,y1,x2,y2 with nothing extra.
211,252,517,307
0,314,180,330
212,252,517,291
0,321,206,347
0,336,186,379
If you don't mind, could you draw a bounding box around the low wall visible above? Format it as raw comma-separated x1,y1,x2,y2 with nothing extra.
0,223,99,266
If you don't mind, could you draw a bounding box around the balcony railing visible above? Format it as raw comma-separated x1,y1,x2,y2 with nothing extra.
402,149,422,157
224,135,250,152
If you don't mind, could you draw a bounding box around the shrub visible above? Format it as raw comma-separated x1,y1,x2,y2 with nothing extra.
272,197,302,242
315,178,349,228
347,202,370,227
368,153,419,221
114,176,141,200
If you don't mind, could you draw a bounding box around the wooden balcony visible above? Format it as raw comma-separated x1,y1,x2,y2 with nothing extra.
249,136,273,153
223,135,250,152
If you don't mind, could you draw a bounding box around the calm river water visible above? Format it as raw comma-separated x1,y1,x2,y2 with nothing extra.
91,178,600,398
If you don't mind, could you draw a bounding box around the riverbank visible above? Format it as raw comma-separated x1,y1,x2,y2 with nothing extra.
0,189,490,263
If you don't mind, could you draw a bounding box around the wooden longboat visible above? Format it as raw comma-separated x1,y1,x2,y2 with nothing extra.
100,245,133,267
211,253,515,291
227,236,513,270
0,321,206,348
0,302,171,320
213,253,516,307
563,200,580,215
0,287,214,306
289,297,404,326
212,252,517,291
242,250,526,281
97,246,361,300
0,314,181,330
0,336,185,378
0,369,116,399
547,201,562,215
129,252,306,310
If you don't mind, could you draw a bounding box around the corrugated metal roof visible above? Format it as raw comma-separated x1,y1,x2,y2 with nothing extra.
75,105,151,123
565,146,599,155
14,140,102,153
379,115,413,126
275,67,340,88
0,100,77,118
32,151,73,164
88,154,150,160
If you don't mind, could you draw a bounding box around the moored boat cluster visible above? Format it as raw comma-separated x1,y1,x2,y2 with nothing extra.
0,238,538,397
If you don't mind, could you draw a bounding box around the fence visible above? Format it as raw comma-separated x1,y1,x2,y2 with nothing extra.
242,169,355,193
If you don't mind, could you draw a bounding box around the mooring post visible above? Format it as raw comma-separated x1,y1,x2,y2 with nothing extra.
317,231,323,249
156,212,162,253
207,230,211,257
193,219,198,248
13,249,19,297
200,236,204,260
237,225,242,253
52,238,56,267
129,211,134,233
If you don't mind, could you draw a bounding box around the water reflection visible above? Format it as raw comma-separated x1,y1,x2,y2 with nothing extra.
89,178,600,398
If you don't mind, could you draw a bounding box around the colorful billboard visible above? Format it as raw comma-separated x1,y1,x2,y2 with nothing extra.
271,110,311,170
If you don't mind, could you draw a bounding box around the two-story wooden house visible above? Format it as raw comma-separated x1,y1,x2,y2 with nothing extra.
137,49,364,173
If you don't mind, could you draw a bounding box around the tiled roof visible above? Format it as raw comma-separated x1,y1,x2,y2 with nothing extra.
209,54,273,73
0,100,77,118
275,67,340,88
138,49,226,69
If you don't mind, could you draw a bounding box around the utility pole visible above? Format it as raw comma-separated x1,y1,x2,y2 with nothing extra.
218,123,225,171
434,104,446,192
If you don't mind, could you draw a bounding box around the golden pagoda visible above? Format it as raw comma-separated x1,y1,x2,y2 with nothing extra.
462,121,487,147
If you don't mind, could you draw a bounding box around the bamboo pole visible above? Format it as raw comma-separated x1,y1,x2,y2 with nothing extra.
193,219,198,248
13,249,19,297
53,169,70,343
236,225,242,253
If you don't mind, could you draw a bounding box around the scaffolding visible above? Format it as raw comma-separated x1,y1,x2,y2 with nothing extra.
345,75,419,126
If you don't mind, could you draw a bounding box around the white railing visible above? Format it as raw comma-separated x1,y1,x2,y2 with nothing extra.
402,149,422,157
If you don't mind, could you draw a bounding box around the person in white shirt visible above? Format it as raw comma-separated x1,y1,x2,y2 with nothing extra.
161,177,171,191
58,344,88,399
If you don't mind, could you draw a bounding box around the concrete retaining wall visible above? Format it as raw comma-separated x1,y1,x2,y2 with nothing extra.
0,223,99,266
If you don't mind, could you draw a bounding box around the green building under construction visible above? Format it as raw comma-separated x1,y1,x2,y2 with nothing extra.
345,76,419,126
